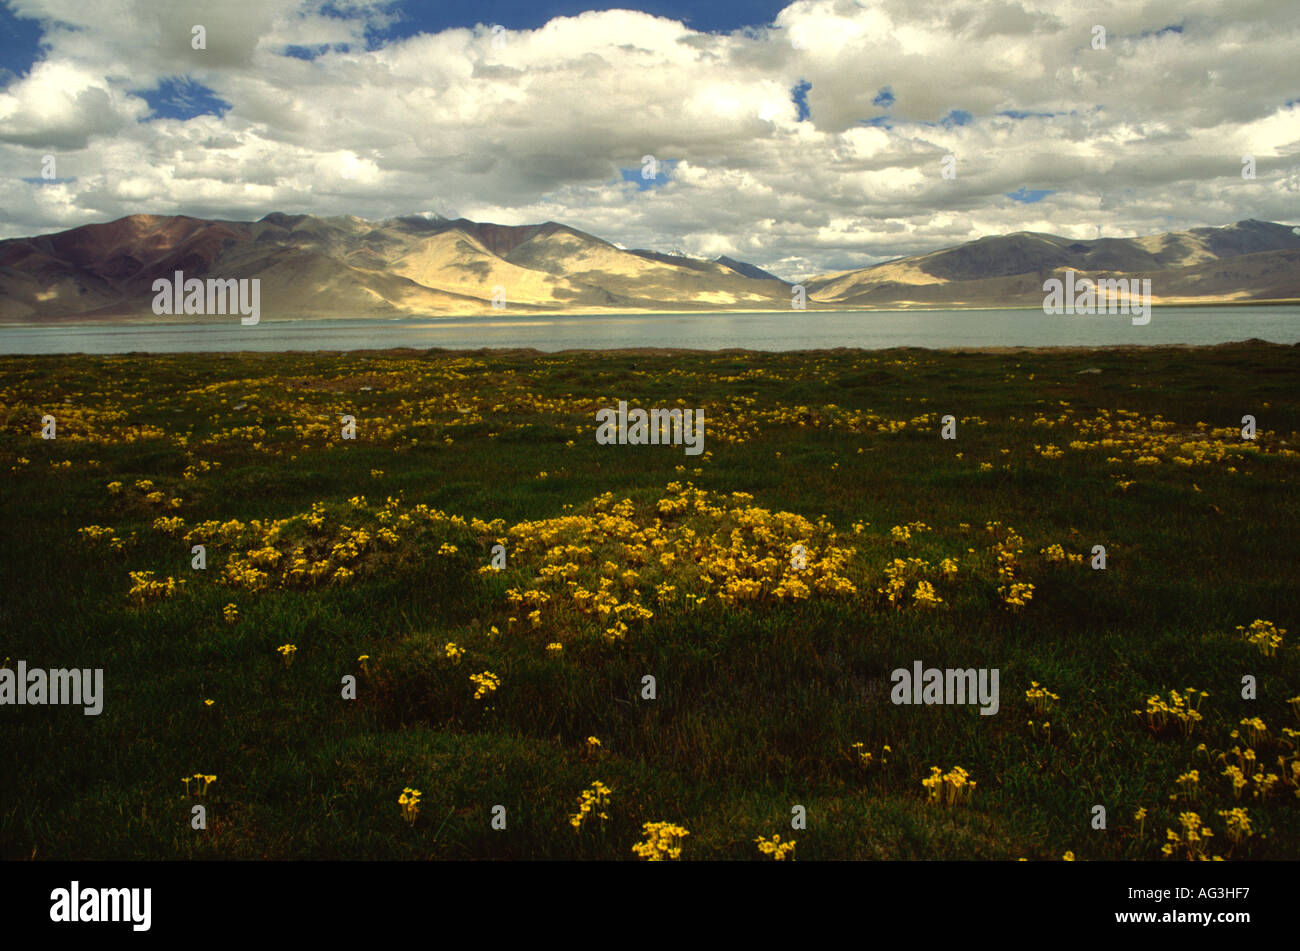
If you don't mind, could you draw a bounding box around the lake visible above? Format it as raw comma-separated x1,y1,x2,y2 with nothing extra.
2,306,1299,354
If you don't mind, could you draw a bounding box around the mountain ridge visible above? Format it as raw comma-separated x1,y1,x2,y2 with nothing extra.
1,214,1297,321
804,219,1300,307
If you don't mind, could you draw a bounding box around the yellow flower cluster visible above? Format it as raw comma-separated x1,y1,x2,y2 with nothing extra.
1135,687,1207,738
989,524,1034,609
444,642,465,664
1234,717,1268,746
1134,806,1148,837
152,516,186,535
632,821,689,860
850,741,890,770
1040,544,1083,565
1217,807,1253,845
4,359,1022,461
182,459,218,480
878,557,934,607
1221,764,1247,798
398,787,421,825
504,485,866,642
79,524,130,551
178,496,504,594
1025,681,1059,715
569,781,612,830
1173,770,1199,800
890,522,932,544
1002,582,1034,609
922,765,977,807
912,579,942,607
469,670,500,701
1218,744,1283,801
129,473,1065,648
1237,619,1285,657
1037,406,1289,473
276,643,297,667
222,602,239,624
754,833,796,860
127,570,183,604
1161,811,1219,861
181,773,216,797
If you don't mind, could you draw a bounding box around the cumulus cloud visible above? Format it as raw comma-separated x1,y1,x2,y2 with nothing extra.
0,0,1297,278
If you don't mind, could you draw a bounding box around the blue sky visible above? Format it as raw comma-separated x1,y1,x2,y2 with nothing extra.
368,1,794,36
0,4,42,80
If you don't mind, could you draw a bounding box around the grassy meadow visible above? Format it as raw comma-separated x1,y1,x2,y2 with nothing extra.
1,342,1298,861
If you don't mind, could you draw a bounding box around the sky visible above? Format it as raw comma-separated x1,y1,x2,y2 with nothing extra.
1,0,1298,278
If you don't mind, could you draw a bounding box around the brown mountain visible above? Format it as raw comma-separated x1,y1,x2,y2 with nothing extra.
805,219,1300,308
0,212,791,321
0,214,1296,321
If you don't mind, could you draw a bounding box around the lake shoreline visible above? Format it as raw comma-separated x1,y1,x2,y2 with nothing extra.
4,306,1298,355
6,340,1297,361
3,296,1299,329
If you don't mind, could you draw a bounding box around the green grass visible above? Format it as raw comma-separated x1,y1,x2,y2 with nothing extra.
0,343,1297,860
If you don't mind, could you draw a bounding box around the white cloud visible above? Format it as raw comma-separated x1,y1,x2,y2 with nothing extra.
0,0,1297,279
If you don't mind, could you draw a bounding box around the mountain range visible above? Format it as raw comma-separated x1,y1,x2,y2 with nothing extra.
1,213,1297,321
